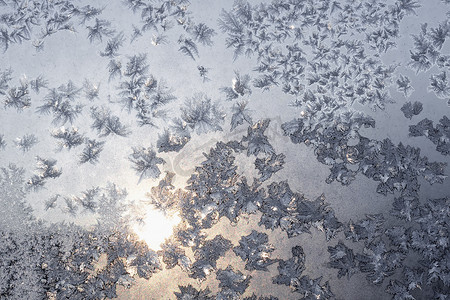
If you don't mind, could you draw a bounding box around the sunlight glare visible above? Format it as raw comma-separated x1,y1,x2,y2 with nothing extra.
133,207,181,250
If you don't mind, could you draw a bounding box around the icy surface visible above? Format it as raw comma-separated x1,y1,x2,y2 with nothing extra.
0,0,450,299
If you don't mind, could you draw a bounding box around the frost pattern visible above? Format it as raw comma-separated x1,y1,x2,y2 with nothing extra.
129,146,166,183
409,116,450,156
233,230,277,271
0,0,449,299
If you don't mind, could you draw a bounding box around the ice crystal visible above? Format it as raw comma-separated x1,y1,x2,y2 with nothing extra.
272,245,305,288
73,187,100,213
107,59,122,81
14,134,38,152
221,71,252,101
157,128,190,153
403,267,425,291
400,101,422,119
128,146,165,183
197,65,210,82
410,197,450,261
63,197,78,216
357,240,405,285
83,79,100,101
37,83,83,125
27,157,62,191
429,20,450,49
230,101,253,131
385,280,415,300
29,75,48,94
158,239,191,271
233,230,276,271
44,194,59,211
255,153,285,182
409,116,450,156
100,32,125,58
345,214,385,244
124,53,149,78
429,71,450,99
90,106,130,137
385,226,410,253
181,93,224,134
391,195,420,221
258,181,340,239
216,266,251,297
151,33,169,46
145,172,179,214
242,119,274,156
0,1,104,51
190,235,232,280
178,35,199,60
128,245,162,279
174,284,213,300
292,276,333,300
396,75,414,97
118,55,176,126
191,23,216,46
86,18,115,43
51,127,84,151
79,139,105,164
4,79,31,111
327,241,358,279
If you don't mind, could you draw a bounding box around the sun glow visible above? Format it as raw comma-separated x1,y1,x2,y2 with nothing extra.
132,207,181,250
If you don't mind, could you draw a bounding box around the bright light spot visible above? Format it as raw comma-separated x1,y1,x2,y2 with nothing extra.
231,78,237,89
132,207,181,250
